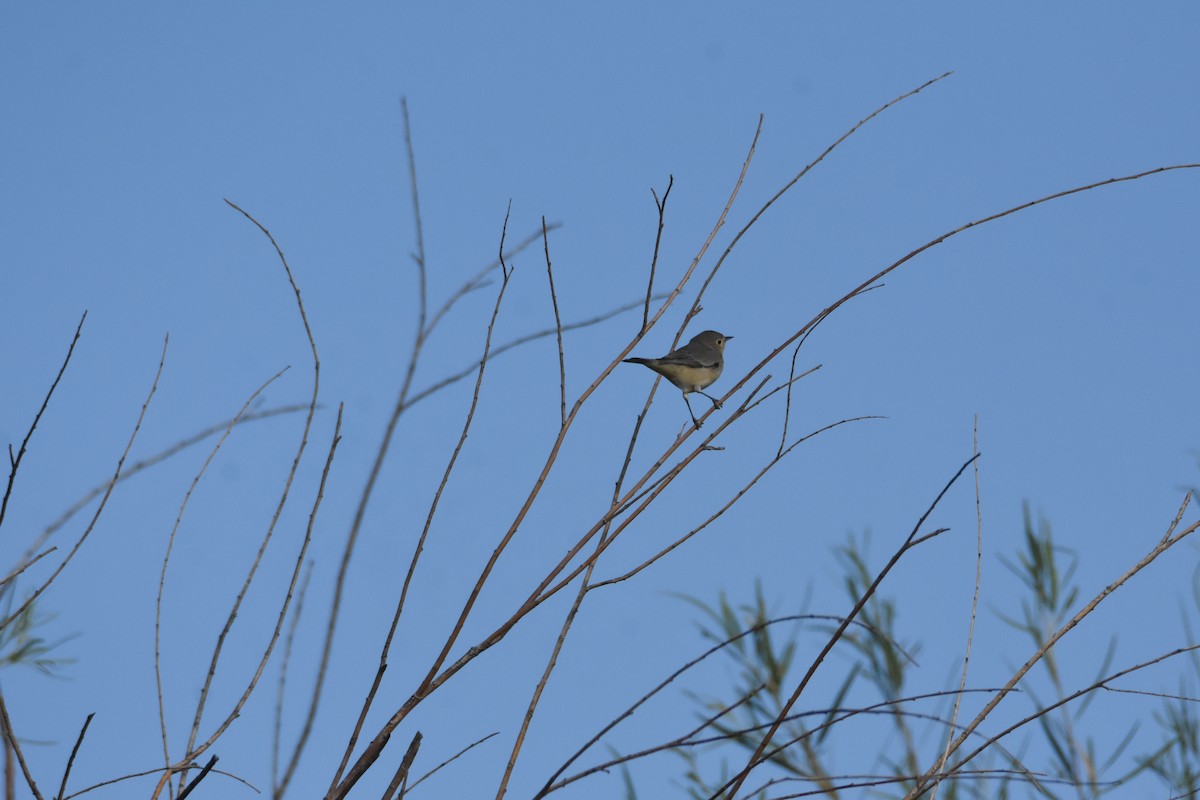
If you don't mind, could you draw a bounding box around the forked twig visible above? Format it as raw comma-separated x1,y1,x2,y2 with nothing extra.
497,227,678,792
642,175,673,331
1,311,86,537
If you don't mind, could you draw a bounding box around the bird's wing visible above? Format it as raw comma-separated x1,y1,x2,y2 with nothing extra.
659,348,719,369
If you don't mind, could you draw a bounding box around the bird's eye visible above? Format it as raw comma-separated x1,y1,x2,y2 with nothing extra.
717,338,724,345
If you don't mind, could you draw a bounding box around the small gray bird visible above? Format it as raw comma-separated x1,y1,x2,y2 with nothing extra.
624,330,732,428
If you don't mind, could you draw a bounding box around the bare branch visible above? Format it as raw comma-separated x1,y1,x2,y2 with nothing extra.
906,499,1200,798
718,454,978,799
169,201,325,794
330,207,517,799
155,368,289,777
1,335,168,633
683,73,952,335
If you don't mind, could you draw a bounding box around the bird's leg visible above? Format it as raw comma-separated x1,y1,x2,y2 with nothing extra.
698,390,723,409
682,392,702,429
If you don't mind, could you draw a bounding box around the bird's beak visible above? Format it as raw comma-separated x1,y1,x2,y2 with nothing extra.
726,335,734,340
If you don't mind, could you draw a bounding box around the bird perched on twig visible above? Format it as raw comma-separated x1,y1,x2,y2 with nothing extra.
624,330,732,429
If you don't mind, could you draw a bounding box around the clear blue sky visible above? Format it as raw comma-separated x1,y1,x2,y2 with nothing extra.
2,3,1199,798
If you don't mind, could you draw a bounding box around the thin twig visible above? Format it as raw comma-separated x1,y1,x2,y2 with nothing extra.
931,642,1200,799
638,117,762,393
543,685,768,796
406,733,499,793
21,403,311,564
155,368,289,780
930,419,985,800
775,286,880,458
63,763,257,799
0,547,55,591
182,405,341,792
509,395,662,794
542,216,566,427
272,560,314,798
591,415,882,589
55,712,94,800
494,409,640,797
1,311,86,536
405,297,662,409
